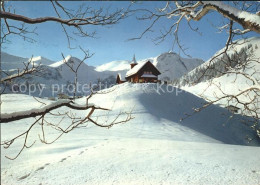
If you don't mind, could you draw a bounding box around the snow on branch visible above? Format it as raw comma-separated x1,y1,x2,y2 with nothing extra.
1,91,133,160
176,1,260,33
1,55,42,83
0,100,108,123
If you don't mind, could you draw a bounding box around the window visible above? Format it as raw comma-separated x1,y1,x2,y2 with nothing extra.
139,79,143,83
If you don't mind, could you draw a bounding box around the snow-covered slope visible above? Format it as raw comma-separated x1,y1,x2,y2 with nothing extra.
177,37,260,86
95,52,204,81
1,83,260,184
181,37,260,114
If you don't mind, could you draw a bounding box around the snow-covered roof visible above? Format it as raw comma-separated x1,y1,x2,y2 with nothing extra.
141,74,157,78
117,73,126,81
118,73,122,79
126,61,147,77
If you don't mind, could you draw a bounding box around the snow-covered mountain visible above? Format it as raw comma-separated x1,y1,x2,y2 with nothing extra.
95,52,204,81
31,56,55,66
1,54,118,97
181,37,260,119
1,52,55,70
154,52,204,81
48,55,117,85
177,37,260,86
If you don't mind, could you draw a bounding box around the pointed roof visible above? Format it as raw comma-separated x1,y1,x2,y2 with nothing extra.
126,61,161,78
126,61,147,77
130,54,137,64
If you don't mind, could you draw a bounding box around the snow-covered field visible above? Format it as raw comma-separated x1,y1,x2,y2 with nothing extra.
1,83,260,185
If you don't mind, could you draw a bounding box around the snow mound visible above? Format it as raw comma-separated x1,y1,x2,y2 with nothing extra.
88,83,259,145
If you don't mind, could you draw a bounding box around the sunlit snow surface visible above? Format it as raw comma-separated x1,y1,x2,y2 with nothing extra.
1,83,260,185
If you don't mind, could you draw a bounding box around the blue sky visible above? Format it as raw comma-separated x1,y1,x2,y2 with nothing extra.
2,1,259,66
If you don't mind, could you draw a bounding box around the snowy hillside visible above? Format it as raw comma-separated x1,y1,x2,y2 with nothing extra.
1,83,260,184
95,52,204,81
180,37,260,116
177,37,260,86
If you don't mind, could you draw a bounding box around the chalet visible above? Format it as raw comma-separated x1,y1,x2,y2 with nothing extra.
116,55,161,84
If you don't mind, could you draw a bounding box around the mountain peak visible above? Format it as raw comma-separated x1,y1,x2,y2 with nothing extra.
49,55,83,68
29,56,55,66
